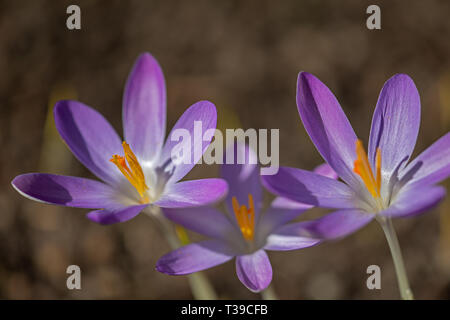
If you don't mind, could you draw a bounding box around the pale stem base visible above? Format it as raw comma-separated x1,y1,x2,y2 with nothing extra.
377,216,414,300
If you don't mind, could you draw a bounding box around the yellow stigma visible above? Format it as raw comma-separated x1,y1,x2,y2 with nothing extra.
353,139,382,198
110,142,149,203
232,194,255,241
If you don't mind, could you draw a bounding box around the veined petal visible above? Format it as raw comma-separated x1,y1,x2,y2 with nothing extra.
260,163,339,230
221,143,262,220
296,209,374,240
261,166,356,209
54,100,123,185
86,204,149,225
235,250,272,292
158,101,217,184
296,72,360,189
123,53,166,162
380,185,446,218
12,173,117,208
368,74,421,173
163,207,235,239
256,197,312,239
156,239,235,275
154,178,228,208
264,224,321,251
399,132,450,189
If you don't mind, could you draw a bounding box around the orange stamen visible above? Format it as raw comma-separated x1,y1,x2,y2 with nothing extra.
232,194,255,241
353,139,382,198
110,142,149,203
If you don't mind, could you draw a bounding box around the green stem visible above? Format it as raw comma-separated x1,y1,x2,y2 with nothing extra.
377,216,414,300
146,207,218,300
260,284,278,300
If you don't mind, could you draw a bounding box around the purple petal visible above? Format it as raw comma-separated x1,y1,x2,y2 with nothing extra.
264,223,321,251
261,166,356,209
54,100,123,185
86,204,149,225
235,250,272,292
260,162,339,229
271,196,313,211
221,143,262,219
261,197,312,232
380,185,446,218
368,74,421,173
158,101,217,184
298,209,374,240
400,132,450,189
154,178,228,208
296,72,360,189
12,173,116,208
156,239,235,275
163,207,235,239
313,163,338,179
123,53,166,161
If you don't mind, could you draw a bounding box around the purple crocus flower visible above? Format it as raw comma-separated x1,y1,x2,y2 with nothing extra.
12,53,227,225
262,72,450,241
262,72,450,299
156,143,336,292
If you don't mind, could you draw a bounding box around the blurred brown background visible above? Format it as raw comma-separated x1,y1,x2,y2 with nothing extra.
1,0,450,299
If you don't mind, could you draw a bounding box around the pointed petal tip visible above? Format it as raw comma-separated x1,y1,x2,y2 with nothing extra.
11,174,20,188
11,174,26,194
155,262,189,276
127,52,166,88
383,73,418,93
297,72,312,91
11,174,31,193
53,99,93,122
135,52,161,67
195,100,217,113
297,71,321,88
186,100,217,118
53,99,75,115
11,174,51,205
297,71,314,81
389,73,413,82
154,262,174,275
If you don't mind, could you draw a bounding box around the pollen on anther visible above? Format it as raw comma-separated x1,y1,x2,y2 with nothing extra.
109,142,149,203
353,139,382,199
232,194,255,241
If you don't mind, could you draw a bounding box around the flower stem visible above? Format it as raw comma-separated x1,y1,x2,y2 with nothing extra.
261,284,278,300
377,216,414,300
146,207,218,300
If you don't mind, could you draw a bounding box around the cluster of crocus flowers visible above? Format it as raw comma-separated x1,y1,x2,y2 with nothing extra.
12,53,227,224
156,143,337,292
10,50,450,299
262,72,450,299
